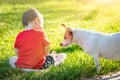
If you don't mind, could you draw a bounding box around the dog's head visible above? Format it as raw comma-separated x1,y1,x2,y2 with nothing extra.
60,24,73,47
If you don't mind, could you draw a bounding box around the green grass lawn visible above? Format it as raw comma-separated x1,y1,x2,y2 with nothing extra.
0,0,120,79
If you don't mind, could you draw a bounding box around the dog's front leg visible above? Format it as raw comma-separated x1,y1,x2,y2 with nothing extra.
92,54,100,72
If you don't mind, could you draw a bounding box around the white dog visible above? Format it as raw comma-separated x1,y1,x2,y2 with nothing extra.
60,24,120,72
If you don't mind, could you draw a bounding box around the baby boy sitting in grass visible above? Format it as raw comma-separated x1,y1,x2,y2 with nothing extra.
9,8,66,71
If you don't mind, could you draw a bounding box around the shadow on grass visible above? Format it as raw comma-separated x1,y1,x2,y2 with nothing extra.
0,58,12,78
0,58,24,79
51,44,83,53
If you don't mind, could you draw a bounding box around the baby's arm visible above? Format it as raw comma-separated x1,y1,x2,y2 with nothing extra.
42,31,50,55
14,48,19,56
44,45,50,55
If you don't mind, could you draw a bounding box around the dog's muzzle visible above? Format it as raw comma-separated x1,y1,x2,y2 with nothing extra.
60,40,70,47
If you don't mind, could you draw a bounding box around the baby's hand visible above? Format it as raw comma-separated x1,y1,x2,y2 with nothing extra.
50,51,57,61
51,51,56,54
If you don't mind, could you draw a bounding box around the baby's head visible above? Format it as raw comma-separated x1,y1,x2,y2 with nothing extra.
22,8,44,30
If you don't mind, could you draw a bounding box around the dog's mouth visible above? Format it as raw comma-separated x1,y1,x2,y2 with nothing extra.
60,40,71,47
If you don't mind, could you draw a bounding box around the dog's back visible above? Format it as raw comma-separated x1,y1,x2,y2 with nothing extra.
94,32,120,60
73,29,120,60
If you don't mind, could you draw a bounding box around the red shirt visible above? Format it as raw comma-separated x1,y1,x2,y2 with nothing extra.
14,29,50,69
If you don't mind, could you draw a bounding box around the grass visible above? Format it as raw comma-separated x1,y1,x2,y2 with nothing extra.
0,0,120,79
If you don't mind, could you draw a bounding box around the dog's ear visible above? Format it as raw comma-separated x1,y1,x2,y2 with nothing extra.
61,24,71,31
61,24,73,36
61,24,67,28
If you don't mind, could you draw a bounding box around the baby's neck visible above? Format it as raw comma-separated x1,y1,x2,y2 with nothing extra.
25,25,33,30
25,23,43,30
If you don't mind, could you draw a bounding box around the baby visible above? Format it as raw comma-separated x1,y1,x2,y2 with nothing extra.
9,8,66,71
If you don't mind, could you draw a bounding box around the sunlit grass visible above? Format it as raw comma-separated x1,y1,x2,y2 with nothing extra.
0,0,120,79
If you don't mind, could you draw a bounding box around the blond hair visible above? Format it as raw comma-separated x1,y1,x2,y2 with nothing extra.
22,8,44,27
